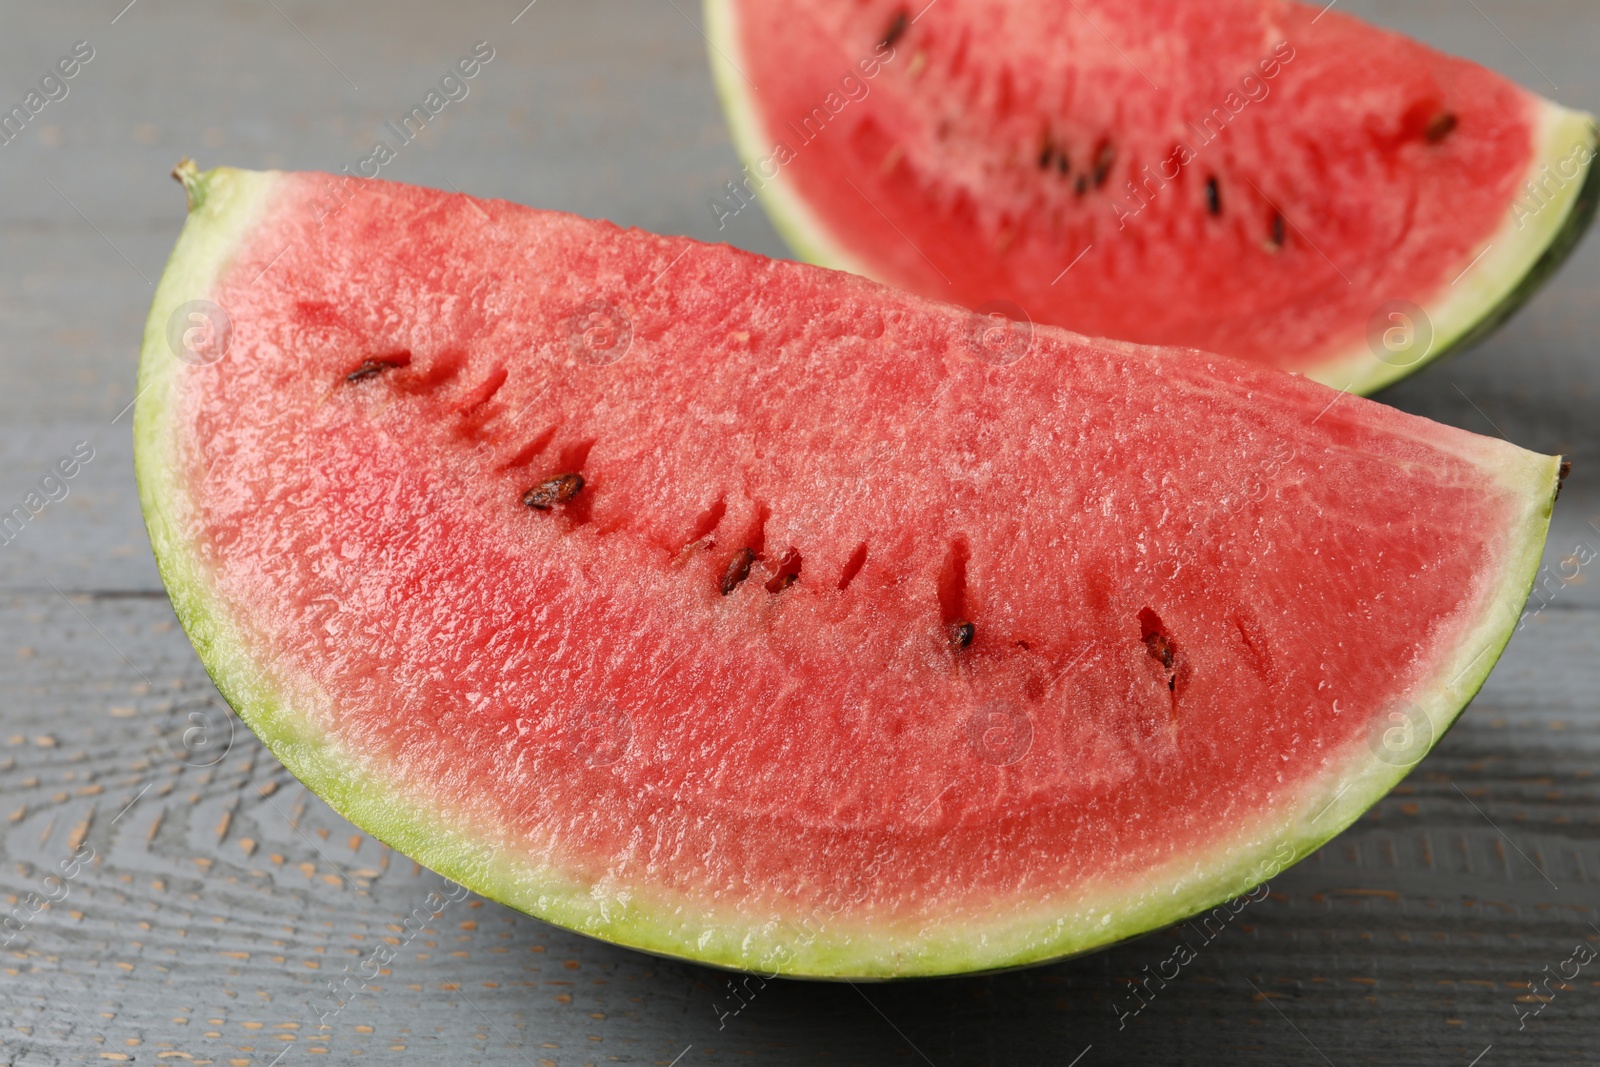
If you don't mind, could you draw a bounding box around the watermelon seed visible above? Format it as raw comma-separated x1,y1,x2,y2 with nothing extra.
1146,632,1175,682
880,10,909,51
1267,212,1286,251
522,473,585,511
1091,141,1116,188
837,542,869,590
1205,177,1221,217
344,355,410,382
1556,459,1572,499
1038,132,1070,176
1139,607,1182,695
1425,112,1458,143
950,621,976,650
937,538,973,654
1074,175,1089,196
721,547,757,596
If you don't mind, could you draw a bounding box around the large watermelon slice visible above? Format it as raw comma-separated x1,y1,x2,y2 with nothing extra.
706,0,1599,394
137,163,1560,978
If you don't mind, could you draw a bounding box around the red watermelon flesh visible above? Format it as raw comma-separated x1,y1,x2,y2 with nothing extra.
136,165,1559,977
708,0,1599,394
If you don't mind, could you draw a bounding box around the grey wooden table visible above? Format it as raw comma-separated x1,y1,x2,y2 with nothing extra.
2,1,1599,1064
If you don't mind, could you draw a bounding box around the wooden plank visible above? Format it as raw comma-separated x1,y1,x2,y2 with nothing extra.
1,1,1597,1064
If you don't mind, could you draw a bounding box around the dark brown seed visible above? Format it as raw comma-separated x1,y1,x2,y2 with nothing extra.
1143,630,1178,691
1091,141,1115,188
1074,174,1089,196
880,10,909,50
346,359,396,382
1556,459,1573,499
1205,176,1221,216
1269,211,1286,249
1038,138,1054,170
1143,630,1175,672
951,621,975,650
720,547,757,596
1425,111,1458,143
1056,151,1070,176
522,473,585,510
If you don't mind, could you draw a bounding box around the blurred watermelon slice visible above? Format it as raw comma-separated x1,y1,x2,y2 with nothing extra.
706,0,1598,394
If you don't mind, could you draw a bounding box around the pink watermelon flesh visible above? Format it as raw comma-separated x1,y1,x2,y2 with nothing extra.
710,0,1599,392
136,166,1558,977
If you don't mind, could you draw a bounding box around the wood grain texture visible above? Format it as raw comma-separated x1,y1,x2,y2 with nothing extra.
1,1,1598,1064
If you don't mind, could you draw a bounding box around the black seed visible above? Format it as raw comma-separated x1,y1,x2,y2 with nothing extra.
720,547,757,596
1038,137,1054,170
1205,176,1221,216
522,473,585,510
950,621,975,650
1140,607,1181,696
1091,141,1115,188
1056,151,1070,176
1269,212,1286,249
1143,630,1174,672
1556,459,1572,499
880,10,909,50
1143,629,1177,691
1425,111,1458,143
1074,174,1089,196
346,359,397,382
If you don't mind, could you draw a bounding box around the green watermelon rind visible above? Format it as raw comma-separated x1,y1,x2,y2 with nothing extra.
703,0,1598,397
136,164,1561,979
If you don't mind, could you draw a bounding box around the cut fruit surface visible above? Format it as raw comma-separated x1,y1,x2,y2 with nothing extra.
138,165,1560,977
706,0,1599,394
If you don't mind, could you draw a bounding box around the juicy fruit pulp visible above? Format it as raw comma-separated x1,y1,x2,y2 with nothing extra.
707,0,1599,394
137,165,1559,977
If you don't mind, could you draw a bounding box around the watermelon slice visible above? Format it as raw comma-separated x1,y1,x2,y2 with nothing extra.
137,163,1560,978
705,0,1599,394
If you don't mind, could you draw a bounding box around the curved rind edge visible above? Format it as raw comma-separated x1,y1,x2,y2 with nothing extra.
702,0,875,277
1310,101,1599,394
942,441,1561,978
137,165,1562,979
